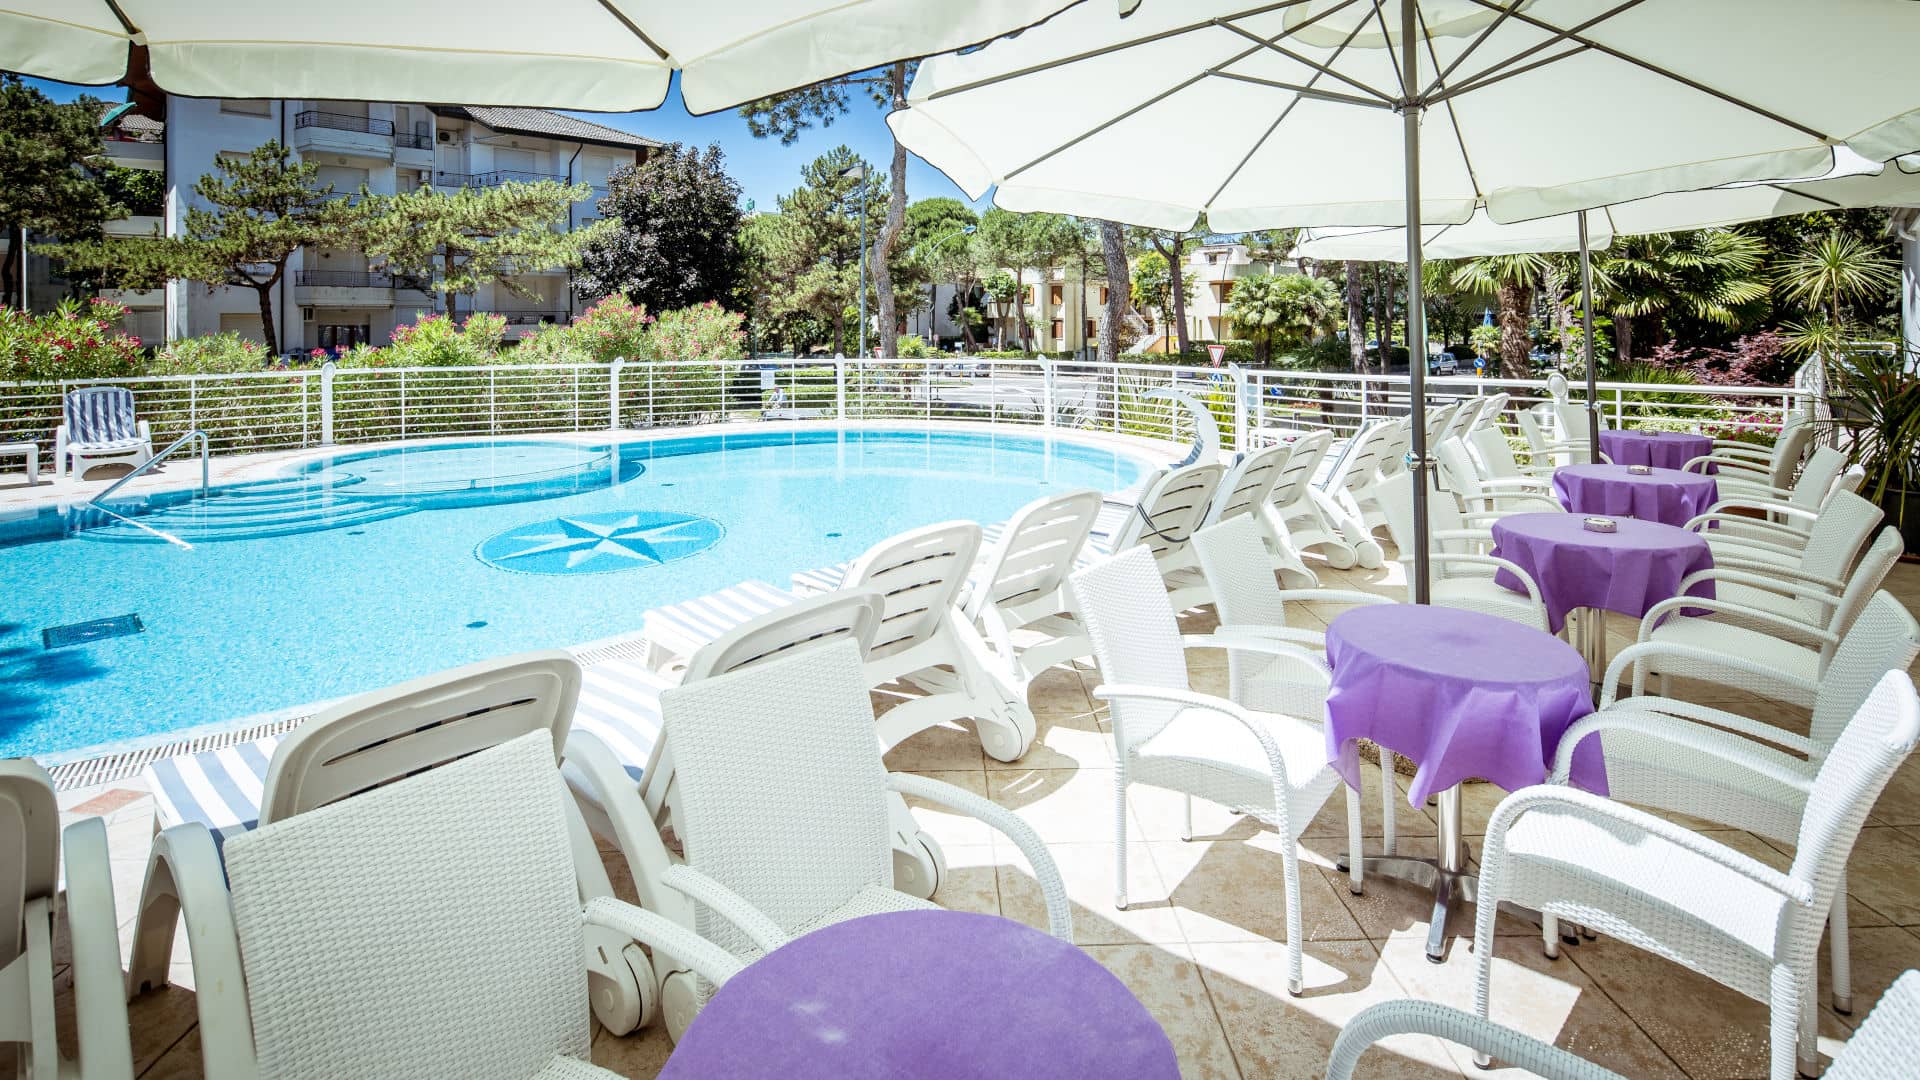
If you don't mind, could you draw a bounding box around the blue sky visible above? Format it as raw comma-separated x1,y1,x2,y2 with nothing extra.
23,73,983,214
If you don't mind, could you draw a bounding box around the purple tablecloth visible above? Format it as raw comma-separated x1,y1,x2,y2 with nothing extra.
1324,604,1603,806
1491,512,1715,634
660,910,1178,1079
1598,428,1714,472
1554,463,1720,527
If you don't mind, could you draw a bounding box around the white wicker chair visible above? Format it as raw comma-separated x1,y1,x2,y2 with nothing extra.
1684,413,1814,496
1468,423,1556,487
648,640,1071,1037
1472,670,1920,1080
1436,438,1566,522
1687,459,1872,568
0,760,133,1080
138,731,741,1080
1259,428,1347,579
1192,515,1390,861
964,487,1104,706
1634,528,1903,708
1517,405,1594,469
1089,460,1226,611
1375,470,1549,630
1330,969,1920,1080
1564,591,1920,1015
1068,545,1342,995
1678,490,1883,629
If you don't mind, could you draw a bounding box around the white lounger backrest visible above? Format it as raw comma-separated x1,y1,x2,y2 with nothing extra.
1108,461,1225,567
661,642,890,962
685,588,885,681
0,762,58,975
843,521,980,659
1267,430,1331,511
258,650,582,826
1323,422,1391,495
969,488,1102,619
225,732,590,1080
1205,442,1291,526
1810,593,1920,760
1468,425,1527,480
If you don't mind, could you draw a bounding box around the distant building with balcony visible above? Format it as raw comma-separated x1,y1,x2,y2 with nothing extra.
110,96,656,353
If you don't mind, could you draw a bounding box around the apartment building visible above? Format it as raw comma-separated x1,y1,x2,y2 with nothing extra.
911,265,1117,357
1180,242,1299,343
99,97,656,353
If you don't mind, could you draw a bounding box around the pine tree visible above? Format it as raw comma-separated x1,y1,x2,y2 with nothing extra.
0,75,121,308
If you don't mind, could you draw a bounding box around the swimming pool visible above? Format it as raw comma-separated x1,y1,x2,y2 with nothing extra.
1,428,1148,761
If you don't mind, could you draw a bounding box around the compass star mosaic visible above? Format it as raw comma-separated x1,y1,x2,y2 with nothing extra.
476,510,723,575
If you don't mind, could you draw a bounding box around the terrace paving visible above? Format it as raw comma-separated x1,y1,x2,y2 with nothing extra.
46,554,1920,1079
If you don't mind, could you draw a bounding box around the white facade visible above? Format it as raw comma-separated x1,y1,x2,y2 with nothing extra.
114,98,653,354
1180,243,1298,343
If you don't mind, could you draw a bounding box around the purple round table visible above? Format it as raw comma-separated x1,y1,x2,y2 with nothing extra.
1490,512,1715,635
659,910,1179,1079
1553,463,1720,527
1598,428,1714,472
1324,604,1601,962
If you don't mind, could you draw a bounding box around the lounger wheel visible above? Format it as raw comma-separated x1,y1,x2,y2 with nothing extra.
585,928,655,1036
1353,538,1384,569
1319,544,1357,570
661,968,701,1044
892,830,945,900
977,702,1036,763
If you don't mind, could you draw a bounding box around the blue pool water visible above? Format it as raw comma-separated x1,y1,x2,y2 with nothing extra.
0,428,1147,761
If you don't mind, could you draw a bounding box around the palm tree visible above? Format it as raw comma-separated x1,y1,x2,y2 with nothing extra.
1228,272,1340,364
1450,252,1551,378
1589,230,1768,364
1774,229,1899,358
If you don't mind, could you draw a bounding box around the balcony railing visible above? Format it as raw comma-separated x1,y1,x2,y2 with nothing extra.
456,308,570,326
432,169,567,189
296,270,392,288
393,131,433,150
294,111,394,137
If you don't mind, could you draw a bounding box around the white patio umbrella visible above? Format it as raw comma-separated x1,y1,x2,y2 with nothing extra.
0,0,1086,114
890,0,1920,605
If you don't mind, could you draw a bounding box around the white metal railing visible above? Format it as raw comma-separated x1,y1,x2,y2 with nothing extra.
0,358,1807,461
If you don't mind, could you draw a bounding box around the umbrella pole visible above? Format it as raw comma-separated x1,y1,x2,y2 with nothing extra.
1579,209,1601,462
1401,3,1431,605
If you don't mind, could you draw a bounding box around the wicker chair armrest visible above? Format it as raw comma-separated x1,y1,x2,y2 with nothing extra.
1187,630,1330,671
60,818,136,1080
1703,558,1846,595
886,774,1072,942
1549,709,1817,798
1637,597,1838,646
1676,566,1840,607
1433,553,1543,600
1601,639,1821,707
1430,528,1496,544
1482,786,1813,907
1474,476,1553,491
1581,693,1814,757
658,865,790,955
1695,530,1809,561
1482,491,1567,513
1698,496,1819,522
1272,588,1397,608
582,896,746,987
1091,682,1297,779
1328,1000,1628,1080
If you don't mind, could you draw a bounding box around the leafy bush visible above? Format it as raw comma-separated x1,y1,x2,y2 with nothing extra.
893,334,943,359
150,332,269,374
570,293,652,365
340,313,507,368
0,298,144,381
1645,331,1794,387
639,301,746,363
975,349,1036,359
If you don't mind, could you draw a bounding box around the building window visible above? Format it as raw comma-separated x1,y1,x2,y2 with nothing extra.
1025,285,1038,306
1215,281,1235,302
1050,319,1064,340
316,324,371,352
1049,284,1064,306
1206,252,1224,265
1098,286,1109,304
1085,319,1097,339
220,99,271,117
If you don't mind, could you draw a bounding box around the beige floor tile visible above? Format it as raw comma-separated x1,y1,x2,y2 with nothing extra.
1843,828,1920,926
1817,925,1920,1030
929,843,1003,918
1302,767,1440,843
591,1021,676,1078
994,669,1111,771
1193,938,1462,1077
1867,759,1920,828
1082,943,1242,1080
985,767,1122,845
1148,838,1368,944
898,770,997,848
1379,933,1686,1079
994,841,1184,946
878,711,985,771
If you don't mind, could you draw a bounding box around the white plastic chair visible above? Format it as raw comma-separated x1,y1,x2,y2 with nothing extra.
645,639,1071,1036
1069,545,1343,996
0,761,134,1080
137,731,741,1080
1635,528,1903,708
1474,670,1920,1080
1258,428,1346,579
1089,459,1226,610
1329,969,1920,1080
1375,470,1549,630
964,487,1104,706
55,386,152,480
1201,441,1290,528
1567,591,1920,1015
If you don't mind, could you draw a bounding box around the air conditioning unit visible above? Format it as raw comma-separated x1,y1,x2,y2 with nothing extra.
416,169,431,183
436,130,452,144
301,308,314,322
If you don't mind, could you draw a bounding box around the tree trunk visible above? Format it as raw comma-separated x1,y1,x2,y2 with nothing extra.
873,63,909,358
1,225,22,309
1012,269,1029,351
1372,265,1392,373
1497,282,1532,379
1099,220,1128,364
1344,261,1367,373
1543,262,1574,359
255,282,281,357
1150,234,1191,354
1615,313,1633,366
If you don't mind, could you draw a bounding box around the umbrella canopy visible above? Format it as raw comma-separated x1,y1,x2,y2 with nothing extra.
892,0,1920,229
0,0,1083,114
1297,150,1920,261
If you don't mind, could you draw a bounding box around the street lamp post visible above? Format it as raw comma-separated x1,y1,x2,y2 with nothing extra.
839,164,868,358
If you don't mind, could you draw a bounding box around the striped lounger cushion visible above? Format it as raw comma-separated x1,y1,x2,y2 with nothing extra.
142,660,672,854
66,388,141,447
641,578,798,658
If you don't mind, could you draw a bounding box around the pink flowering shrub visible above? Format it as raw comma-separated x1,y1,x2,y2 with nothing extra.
345,311,507,367
0,298,145,380
639,301,747,364
569,294,653,366
149,332,269,374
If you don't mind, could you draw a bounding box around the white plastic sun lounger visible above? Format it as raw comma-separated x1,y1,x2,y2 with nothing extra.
55,386,153,480
1087,460,1226,611
640,578,800,666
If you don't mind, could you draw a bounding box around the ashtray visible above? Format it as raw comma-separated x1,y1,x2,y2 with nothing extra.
1582,516,1618,533
1626,464,1653,475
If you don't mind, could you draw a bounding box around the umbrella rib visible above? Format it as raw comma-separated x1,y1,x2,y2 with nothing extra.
1769,183,1845,211
593,0,671,62
1211,19,1396,104
101,0,140,36
1417,2,1487,206
1200,6,1378,210
1368,0,1406,96
1420,0,1530,100
925,0,1320,101
999,0,1367,183
1429,0,1646,103
1453,0,1832,141
1209,71,1395,110
1431,43,1592,104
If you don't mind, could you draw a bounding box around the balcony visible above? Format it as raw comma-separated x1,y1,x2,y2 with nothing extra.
102,133,163,171
432,169,568,189
295,269,395,308
455,307,570,339
393,130,434,168
292,111,395,162
103,215,163,238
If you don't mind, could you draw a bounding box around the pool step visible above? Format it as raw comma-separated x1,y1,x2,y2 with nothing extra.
74,483,414,544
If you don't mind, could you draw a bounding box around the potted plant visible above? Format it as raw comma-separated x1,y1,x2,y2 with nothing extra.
1820,347,1920,555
